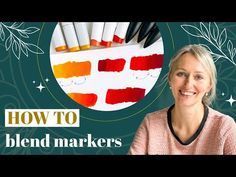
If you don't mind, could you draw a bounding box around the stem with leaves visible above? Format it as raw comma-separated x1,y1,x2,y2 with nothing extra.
181,22,236,66
0,22,44,60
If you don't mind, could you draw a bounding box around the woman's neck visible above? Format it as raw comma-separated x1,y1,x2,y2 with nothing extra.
171,103,205,142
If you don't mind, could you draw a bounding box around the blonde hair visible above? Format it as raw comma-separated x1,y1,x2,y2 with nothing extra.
168,44,217,105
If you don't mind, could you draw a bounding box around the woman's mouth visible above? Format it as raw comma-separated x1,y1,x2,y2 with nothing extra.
179,90,196,96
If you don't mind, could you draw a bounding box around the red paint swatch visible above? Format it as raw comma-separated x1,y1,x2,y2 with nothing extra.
106,87,145,104
130,54,163,71
67,93,98,107
98,58,126,72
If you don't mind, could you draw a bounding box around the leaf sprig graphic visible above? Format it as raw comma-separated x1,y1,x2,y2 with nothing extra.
181,22,236,66
0,22,44,60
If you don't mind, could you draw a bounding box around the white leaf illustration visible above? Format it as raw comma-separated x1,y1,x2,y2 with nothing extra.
0,22,44,60
211,53,223,62
181,24,203,38
11,22,24,29
12,40,20,59
227,40,233,58
5,34,13,51
232,48,236,59
218,28,227,47
18,30,29,38
0,28,5,41
209,22,219,42
20,41,29,57
23,27,40,34
200,22,209,39
182,22,236,66
26,43,44,54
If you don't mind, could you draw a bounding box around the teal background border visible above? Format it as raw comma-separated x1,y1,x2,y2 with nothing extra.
0,22,235,154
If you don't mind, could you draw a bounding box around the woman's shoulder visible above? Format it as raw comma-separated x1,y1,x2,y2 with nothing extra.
208,107,236,127
147,107,169,115
145,107,169,122
207,107,236,142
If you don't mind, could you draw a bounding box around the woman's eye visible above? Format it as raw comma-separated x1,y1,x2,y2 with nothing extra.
176,72,185,77
195,75,203,80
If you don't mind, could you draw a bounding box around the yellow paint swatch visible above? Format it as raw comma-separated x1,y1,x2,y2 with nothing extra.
53,61,91,78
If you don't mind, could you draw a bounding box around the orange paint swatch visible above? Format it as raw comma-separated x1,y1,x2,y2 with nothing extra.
68,93,98,107
53,61,91,78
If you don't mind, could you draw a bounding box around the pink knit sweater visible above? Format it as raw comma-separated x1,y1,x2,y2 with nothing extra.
128,106,236,155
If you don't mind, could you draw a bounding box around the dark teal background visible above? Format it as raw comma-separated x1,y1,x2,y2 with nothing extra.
0,22,235,154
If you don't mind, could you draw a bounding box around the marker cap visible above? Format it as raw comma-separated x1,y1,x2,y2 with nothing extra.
90,39,100,46
113,35,124,44
100,41,112,47
55,46,67,52
68,46,80,52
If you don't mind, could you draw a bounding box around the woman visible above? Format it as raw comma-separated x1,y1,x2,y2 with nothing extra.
128,44,236,155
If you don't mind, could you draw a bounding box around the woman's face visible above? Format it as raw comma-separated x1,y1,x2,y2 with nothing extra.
169,53,212,107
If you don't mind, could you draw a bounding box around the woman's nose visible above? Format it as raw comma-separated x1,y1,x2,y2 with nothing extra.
184,75,194,87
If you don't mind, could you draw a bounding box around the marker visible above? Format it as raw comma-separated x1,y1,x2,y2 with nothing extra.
52,24,67,52
60,22,80,52
125,22,142,43
144,24,161,48
90,22,105,46
101,22,117,47
113,22,130,44
137,22,156,43
74,22,90,50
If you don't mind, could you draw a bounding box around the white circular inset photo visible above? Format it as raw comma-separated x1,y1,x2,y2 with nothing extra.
50,22,164,111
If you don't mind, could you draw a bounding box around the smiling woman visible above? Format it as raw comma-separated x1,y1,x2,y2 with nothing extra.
128,44,236,155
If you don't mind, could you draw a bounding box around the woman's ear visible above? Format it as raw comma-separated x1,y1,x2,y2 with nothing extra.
207,83,213,93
